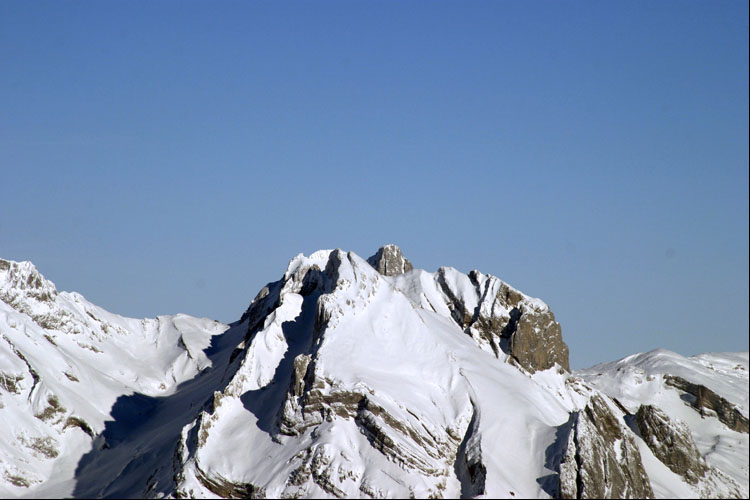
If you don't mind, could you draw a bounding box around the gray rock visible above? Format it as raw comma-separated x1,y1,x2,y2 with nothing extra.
664,375,749,433
194,465,266,499
437,268,570,373
558,395,654,499
509,307,569,373
635,404,707,484
367,244,413,276
454,402,486,498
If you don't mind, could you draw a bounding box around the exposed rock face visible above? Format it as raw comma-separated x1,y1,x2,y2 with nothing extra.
633,405,746,498
559,395,654,499
510,308,568,374
454,403,486,498
635,404,707,484
366,244,413,276
664,375,749,433
194,466,265,499
437,268,570,373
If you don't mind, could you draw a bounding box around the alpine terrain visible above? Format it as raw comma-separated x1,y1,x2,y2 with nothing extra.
0,245,747,499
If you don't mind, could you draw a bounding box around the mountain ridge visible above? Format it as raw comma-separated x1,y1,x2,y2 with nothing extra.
0,248,747,498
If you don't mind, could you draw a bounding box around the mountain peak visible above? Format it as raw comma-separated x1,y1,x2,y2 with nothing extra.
0,258,58,307
367,244,413,276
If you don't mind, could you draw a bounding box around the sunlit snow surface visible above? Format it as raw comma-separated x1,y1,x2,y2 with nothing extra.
0,254,747,498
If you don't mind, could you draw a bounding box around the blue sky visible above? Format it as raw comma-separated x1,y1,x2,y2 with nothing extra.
1,1,748,369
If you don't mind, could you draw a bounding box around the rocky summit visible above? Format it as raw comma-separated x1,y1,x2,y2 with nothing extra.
0,248,747,499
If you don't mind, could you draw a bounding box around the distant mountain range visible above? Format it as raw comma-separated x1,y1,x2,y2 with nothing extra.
0,246,747,498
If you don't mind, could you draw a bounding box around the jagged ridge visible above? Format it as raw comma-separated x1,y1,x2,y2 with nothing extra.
0,248,747,499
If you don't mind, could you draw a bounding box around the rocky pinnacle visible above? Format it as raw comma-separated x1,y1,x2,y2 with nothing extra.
367,244,414,277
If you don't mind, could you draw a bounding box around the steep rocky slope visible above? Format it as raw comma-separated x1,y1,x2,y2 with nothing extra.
0,248,747,498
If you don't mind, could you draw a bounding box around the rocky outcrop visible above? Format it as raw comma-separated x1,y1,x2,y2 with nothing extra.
634,404,746,498
454,402,486,498
0,259,58,306
194,466,266,499
664,375,749,433
367,244,413,276
558,395,653,499
278,357,469,479
509,308,568,374
437,268,570,373
635,404,707,484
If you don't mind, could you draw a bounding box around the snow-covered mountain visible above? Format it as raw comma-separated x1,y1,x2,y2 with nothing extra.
0,246,747,499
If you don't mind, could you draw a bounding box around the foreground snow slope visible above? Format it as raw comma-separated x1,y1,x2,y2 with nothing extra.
0,247,747,499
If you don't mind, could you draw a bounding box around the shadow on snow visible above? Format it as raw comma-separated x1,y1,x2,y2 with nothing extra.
240,291,319,435
71,288,320,499
72,319,248,499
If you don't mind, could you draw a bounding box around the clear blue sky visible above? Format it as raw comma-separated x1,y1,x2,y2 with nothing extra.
1,1,748,369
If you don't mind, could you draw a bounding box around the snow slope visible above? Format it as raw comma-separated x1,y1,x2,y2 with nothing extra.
0,258,233,498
